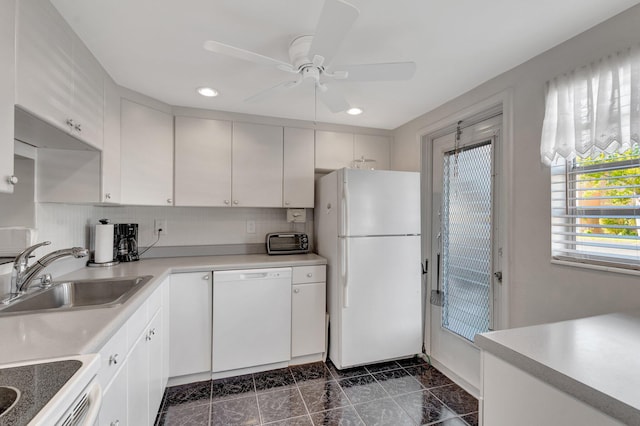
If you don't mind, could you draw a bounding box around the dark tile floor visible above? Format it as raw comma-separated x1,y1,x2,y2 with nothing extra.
155,357,479,426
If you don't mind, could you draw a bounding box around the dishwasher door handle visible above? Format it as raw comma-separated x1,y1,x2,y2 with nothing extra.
240,272,269,279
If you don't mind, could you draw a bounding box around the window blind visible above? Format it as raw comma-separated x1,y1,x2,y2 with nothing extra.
551,147,640,269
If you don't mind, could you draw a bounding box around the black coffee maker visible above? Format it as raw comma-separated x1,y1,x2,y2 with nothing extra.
114,223,139,262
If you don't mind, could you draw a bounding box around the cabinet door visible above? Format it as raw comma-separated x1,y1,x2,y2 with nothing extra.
71,38,104,149
127,330,150,426
283,127,315,208
292,282,326,357
232,122,283,207
102,77,121,203
169,272,212,377
148,311,164,423
354,134,390,170
16,0,73,135
161,279,170,388
99,360,128,426
315,131,353,170
120,99,174,206
0,0,15,193
175,117,232,206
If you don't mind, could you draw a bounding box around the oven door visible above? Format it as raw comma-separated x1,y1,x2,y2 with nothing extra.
55,379,102,426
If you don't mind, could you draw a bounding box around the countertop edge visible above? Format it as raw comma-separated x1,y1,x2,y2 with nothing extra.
475,333,639,425
0,254,327,365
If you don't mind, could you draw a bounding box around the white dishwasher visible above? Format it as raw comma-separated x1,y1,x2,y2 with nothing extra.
212,268,292,373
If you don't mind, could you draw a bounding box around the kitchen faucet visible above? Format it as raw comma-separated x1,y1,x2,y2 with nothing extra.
11,241,89,295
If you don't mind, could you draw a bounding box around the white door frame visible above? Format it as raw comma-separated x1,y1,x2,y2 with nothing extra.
418,90,513,395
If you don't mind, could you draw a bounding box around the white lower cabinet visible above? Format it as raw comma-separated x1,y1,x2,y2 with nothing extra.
99,358,128,426
291,266,327,360
98,279,169,426
482,352,624,426
169,272,212,378
291,282,326,358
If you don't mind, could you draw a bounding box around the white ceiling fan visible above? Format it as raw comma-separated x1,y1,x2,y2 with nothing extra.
203,0,416,113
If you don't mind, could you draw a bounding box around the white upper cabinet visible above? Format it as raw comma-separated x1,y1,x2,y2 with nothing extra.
120,99,174,206
315,130,353,170
315,130,391,171
174,116,232,207
0,0,15,193
101,77,121,204
283,127,315,208
71,39,104,149
232,122,283,208
16,0,104,149
354,134,391,170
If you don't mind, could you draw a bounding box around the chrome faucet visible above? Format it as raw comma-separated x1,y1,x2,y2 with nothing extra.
11,242,89,295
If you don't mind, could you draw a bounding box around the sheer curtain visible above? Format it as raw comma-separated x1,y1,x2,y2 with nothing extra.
541,45,640,165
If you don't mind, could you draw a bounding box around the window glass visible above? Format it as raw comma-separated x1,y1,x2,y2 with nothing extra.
551,145,640,269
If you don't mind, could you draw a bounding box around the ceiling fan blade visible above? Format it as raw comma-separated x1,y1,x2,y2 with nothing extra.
244,80,300,103
340,62,417,81
308,0,359,66
204,40,294,71
317,84,350,113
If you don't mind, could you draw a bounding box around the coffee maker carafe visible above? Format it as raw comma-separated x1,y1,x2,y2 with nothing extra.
114,223,139,262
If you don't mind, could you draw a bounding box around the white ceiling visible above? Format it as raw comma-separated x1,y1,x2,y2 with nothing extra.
51,0,640,130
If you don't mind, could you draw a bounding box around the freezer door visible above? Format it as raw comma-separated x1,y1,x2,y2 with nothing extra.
341,169,420,237
340,235,422,367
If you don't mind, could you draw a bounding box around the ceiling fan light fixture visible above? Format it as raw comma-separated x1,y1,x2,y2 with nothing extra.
197,87,219,97
347,107,363,116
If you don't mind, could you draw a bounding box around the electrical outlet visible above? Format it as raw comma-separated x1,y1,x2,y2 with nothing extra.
154,219,167,235
246,220,256,234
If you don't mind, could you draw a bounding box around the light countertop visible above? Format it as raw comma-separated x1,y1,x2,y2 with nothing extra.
475,310,640,425
0,253,326,365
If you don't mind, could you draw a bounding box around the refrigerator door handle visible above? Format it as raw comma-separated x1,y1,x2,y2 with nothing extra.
342,179,350,237
342,237,350,308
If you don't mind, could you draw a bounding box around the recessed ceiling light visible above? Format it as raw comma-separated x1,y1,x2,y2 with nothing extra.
346,107,363,115
197,87,219,97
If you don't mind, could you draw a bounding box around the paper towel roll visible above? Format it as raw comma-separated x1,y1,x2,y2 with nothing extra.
95,223,114,263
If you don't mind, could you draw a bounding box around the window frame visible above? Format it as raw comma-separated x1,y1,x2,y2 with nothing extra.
551,150,640,272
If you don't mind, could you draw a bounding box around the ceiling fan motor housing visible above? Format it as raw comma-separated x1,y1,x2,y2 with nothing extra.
289,35,315,70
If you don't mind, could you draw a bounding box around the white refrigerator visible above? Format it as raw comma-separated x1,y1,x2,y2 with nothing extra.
316,168,422,369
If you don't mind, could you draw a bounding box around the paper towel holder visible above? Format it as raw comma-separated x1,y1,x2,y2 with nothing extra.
87,218,120,268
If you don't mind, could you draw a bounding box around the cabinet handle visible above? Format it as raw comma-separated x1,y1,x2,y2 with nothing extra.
74,123,82,132
167,198,173,204
111,420,120,426
233,200,239,205
307,273,313,278
105,193,111,200
109,354,119,365
285,201,290,206
146,328,157,341
294,288,300,293
224,200,230,205
203,275,210,280
66,118,75,128
7,175,18,185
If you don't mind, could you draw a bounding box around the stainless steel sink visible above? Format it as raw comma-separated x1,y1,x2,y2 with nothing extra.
0,275,152,315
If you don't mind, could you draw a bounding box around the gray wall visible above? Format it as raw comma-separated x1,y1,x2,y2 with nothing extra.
392,4,640,328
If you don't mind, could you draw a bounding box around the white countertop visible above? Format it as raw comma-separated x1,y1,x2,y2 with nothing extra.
475,310,640,425
0,253,326,365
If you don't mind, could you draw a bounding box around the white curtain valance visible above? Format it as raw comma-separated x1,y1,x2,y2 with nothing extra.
540,45,640,165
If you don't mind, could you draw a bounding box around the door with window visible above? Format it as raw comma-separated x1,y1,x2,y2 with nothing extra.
427,116,502,391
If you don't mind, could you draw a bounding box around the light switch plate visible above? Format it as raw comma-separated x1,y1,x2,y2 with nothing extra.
286,209,306,223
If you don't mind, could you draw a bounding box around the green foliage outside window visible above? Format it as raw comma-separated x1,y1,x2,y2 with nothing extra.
574,145,640,237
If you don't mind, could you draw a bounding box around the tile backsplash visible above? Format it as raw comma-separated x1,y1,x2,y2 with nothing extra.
36,203,313,253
